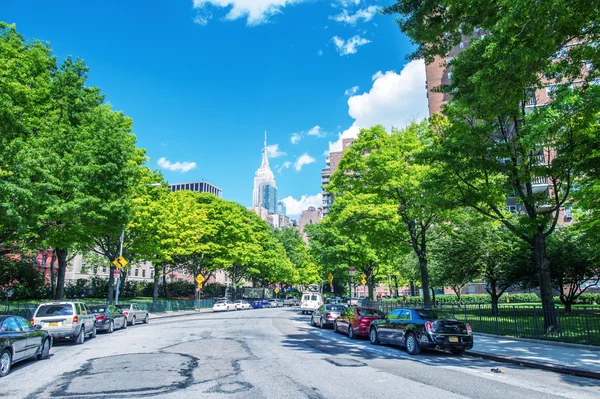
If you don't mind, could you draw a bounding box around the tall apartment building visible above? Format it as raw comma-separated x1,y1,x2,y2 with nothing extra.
425,31,574,224
169,181,222,198
321,138,355,215
299,206,323,234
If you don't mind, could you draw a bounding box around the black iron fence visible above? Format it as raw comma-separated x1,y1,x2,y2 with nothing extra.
363,300,600,346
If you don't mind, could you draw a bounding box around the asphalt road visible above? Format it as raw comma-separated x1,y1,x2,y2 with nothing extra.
1,308,598,398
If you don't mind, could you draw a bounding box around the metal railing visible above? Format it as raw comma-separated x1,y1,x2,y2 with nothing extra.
363,301,600,346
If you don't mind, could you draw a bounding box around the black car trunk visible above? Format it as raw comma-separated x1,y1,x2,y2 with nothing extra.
432,320,468,335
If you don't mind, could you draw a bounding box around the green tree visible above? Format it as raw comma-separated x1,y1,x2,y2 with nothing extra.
384,0,600,329
273,228,320,287
548,227,600,312
329,123,446,305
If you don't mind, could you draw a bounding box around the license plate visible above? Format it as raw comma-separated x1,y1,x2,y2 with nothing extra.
449,336,459,343
48,322,59,327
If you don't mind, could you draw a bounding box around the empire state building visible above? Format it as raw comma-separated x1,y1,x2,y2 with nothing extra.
252,132,278,214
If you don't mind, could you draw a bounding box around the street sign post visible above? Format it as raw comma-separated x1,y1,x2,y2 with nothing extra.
361,273,367,285
113,269,120,280
327,273,333,284
195,274,205,285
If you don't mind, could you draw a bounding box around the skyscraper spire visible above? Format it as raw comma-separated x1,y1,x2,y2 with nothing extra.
261,130,269,167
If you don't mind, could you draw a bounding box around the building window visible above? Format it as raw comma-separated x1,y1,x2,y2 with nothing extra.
135,269,139,277
128,270,131,276
142,270,146,277
447,72,452,80
480,34,486,40
102,267,107,273
508,205,517,213
546,85,558,97
42,254,47,267
151,271,154,278
459,42,464,49
585,62,594,72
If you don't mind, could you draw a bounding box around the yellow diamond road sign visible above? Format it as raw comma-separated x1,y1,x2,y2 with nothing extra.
112,256,128,270
195,274,205,285
274,288,280,294
328,273,333,283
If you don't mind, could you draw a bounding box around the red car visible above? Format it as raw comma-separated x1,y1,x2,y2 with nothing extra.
334,306,385,339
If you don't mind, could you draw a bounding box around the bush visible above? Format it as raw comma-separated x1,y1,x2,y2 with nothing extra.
502,293,540,303
0,258,47,299
381,293,542,304
166,281,195,297
203,283,225,298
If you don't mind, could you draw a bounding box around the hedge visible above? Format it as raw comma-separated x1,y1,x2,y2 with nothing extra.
381,292,600,305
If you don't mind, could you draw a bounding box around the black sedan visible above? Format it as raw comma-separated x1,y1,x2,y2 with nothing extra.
311,304,346,329
1,315,52,377
89,305,128,333
369,308,473,355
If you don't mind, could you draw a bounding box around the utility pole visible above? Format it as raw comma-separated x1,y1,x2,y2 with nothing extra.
115,229,124,305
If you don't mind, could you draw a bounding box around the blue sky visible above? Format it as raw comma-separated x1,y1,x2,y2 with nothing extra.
1,0,428,217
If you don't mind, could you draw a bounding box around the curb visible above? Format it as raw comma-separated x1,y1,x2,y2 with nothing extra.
149,309,213,320
474,332,600,352
465,351,600,380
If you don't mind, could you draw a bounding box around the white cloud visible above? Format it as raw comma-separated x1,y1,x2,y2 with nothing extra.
317,49,323,56
344,86,359,96
157,157,197,173
277,161,292,174
280,193,323,216
294,153,316,171
332,35,371,55
193,11,212,25
330,6,378,25
328,60,429,153
307,125,326,137
291,133,302,144
266,144,286,158
333,0,361,7
192,0,308,26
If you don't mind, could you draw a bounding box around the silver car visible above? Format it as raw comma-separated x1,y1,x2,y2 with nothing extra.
32,302,97,344
115,304,149,326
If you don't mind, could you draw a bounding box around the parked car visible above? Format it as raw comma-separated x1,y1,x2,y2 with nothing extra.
89,305,128,333
274,299,284,307
368,308,474,355
212,300,236,312
311,304,346,329
251,300,265,309
300,292,323,314
283,296,298,306
267,299,278,307
115,304,149,326
0,316,51,377
31,302,96,344
233,300,251,310
334,306,385,339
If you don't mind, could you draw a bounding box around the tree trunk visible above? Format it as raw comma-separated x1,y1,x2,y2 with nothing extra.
108,264,115,304
430,287,436,306
368,272,375,300
162,268,168,297
393,275,399,298
410,281,415,296
55,248,68,300
533,232,556,332
418,256,431,307
491,294,499,317
152,265,160,312
50,250,56,299
120,269,128,298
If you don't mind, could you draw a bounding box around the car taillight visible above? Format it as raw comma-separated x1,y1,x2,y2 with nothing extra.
73,315,79,324
30,318,35,325
466,323,472,335
359,318,370,326
326,313,332,318
123,311,129,316
425,321,435,334
96,314,105,321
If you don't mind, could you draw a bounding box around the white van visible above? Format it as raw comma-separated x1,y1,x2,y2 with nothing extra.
300,292,323,314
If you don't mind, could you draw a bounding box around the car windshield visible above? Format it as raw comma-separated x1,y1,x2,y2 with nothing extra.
115,305,130,310
416,311,456,320
327,305,346,311
357,309,384,317
36,304,73,317
215,301,226,304
89,306,106,312
311,295,318,301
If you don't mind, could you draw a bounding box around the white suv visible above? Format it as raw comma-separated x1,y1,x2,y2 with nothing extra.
300,293,323,315
32,302,96,344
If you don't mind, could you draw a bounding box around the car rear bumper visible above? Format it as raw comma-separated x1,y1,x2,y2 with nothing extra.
421,334,474,350
45,326,79,338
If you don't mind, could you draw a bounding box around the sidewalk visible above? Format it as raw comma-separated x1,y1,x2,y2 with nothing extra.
149,308,213,320
469,333,600,379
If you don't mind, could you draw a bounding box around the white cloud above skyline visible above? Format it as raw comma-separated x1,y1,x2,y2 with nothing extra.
330,6,378,25
294,153,316,171
277,161,292,174
291,133,302,144
290,125,326,144
329,59,429,153
344,86,359,96
192,0,308,26
332,35,371,55
280,193,323,216
307,125,326,137
266,144,286,158
157,157,197,173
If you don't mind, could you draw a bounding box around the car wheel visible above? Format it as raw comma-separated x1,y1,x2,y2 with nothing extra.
75,327,85,345
319,318,324,329
108,321,114,334
333,322,339,333
310,316,315,326
131,316,136,326
90,324,97,339
143,314,149,324
348,326,355,340
405,333,421,355
451,348,466,356
122,317,128,329
0,349,12,377
369,327,380,345
37,338,51,360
